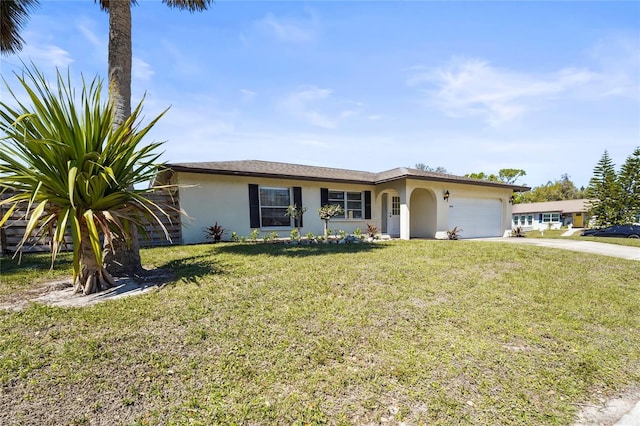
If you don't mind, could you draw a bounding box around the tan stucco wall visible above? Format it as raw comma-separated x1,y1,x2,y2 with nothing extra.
176,172,379,244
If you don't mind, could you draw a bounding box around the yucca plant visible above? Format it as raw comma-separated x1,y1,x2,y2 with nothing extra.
0,65,172,295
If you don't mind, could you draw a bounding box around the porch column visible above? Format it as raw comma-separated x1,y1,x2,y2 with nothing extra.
400,201,410,240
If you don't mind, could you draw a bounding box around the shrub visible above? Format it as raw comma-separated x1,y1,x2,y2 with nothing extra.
447,226,463,240
203,221,225,242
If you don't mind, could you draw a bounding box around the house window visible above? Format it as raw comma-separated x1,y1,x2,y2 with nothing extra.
527,215,533,225
513,215,519,226
259,187,291,227
328,190,363,219
520,215,526,225
391,196,400,216
542,213,561,223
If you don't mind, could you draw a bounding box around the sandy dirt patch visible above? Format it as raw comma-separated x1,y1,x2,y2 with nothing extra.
0,269,173,311
572,387,640,426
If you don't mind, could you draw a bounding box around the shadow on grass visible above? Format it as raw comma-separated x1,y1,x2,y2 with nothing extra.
155,253,227,284
0,251,74,274
215,241,388,257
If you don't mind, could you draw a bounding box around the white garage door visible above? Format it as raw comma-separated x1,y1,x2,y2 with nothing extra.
447,198,503,239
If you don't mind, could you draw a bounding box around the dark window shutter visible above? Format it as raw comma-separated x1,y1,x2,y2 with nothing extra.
320,188,329,206
538,214,542,223
293,186,303,227
249,184,260,228
364,190,372,219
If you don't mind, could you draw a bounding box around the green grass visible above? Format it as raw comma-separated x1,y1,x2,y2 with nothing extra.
1,241,639,425
525,229,640,247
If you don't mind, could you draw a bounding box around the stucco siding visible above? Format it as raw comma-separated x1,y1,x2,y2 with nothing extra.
172,167,517,243
176,172,378,244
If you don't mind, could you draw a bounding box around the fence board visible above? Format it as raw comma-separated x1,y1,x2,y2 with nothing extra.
0,190,182,254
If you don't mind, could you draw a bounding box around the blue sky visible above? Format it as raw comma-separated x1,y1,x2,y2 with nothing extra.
1,1,639,189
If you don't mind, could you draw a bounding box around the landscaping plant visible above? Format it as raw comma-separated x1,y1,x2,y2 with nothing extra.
203,221,225,242
0,65,172,294
447,226,463,240
366,223,379,238
318,204,344,237
285,204,307,237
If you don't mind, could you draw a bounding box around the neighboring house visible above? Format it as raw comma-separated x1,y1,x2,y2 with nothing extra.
511,199,591,231
156,160,529,243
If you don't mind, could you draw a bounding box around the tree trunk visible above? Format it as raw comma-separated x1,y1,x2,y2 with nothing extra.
108,0,131,127
104,0,143,277
74,220,116,295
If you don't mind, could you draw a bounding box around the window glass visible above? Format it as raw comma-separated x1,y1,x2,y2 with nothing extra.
260,187,291,227
551,213,560,222
513,215,518,225
527,215,533,225
391,196,400,216
520,215,526,225
329,190,363,219
542,213,551,222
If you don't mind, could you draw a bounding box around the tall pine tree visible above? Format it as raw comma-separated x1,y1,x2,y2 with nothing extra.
619,147,640,223
586,150,624,227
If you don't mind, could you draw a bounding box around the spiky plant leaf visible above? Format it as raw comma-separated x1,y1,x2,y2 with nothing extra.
0,64,174,291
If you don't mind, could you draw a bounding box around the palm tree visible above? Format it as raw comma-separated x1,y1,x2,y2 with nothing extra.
0,0,39,55
0,65,172,294
1,0,213,277
98,0,213,277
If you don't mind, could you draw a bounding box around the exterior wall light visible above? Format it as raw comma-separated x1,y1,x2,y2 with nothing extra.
509,195,515,204
444,190,450,202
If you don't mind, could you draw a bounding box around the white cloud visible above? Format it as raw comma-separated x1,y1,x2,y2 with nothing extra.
280,87,337,128
279,87,368,129
19,33,74,69
408,58,598,126
240,89,257,100
258,12,317,43
133,57,154,81
588,34,640,98
77,20,103,50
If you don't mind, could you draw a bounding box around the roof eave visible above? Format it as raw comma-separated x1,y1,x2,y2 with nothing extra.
168,165,375,185
376,173,530,191
168,164,530,191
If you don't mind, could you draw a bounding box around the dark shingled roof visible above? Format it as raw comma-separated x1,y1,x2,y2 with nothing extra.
167,160,530,191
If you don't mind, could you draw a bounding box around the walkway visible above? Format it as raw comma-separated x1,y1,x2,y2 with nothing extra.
476,237,640,261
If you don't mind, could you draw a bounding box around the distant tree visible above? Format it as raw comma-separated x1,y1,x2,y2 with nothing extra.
465,171,499,182
0,0,39,55
586,150,624,227
414,163,448,173
518,174,584,203
498,168,526,184
619,147,640,222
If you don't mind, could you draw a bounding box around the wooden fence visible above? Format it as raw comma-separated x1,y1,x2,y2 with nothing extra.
0,190,182,255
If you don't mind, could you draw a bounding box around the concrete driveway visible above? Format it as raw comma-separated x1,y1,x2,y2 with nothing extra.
475,237,640,261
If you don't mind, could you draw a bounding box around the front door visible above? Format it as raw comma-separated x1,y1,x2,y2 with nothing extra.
387,196,400,237
573,213,583,227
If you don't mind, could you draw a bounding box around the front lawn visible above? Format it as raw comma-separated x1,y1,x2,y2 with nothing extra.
1,241,639,425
